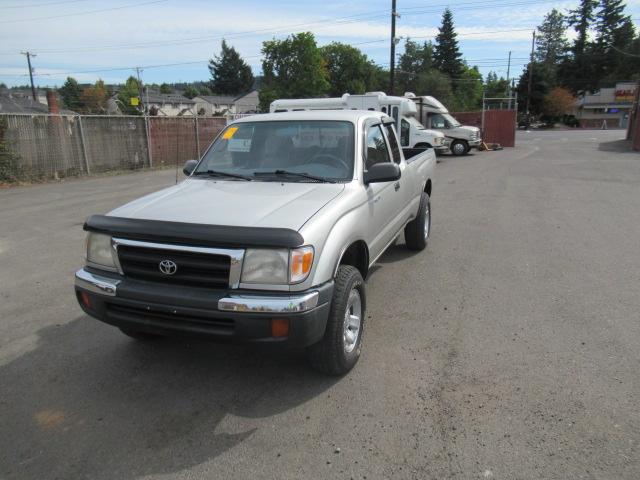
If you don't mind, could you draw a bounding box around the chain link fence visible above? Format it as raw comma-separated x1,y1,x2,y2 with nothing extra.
0,113,229,183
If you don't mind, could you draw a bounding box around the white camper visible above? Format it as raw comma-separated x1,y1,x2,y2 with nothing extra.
405,93,482,156
270,92,450,154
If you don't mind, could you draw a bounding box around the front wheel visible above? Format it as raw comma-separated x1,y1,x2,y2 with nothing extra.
404,192,431,251
306,265,365,375
451,140,469,156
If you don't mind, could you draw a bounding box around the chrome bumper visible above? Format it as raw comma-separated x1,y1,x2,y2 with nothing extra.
218,292,319,313
468,139,482,147
75,268,320,313
75,269,120,296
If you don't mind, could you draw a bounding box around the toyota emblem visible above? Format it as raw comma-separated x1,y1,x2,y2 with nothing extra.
159,259,177,275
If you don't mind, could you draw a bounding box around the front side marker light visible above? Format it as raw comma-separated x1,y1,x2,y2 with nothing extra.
290,246,314,283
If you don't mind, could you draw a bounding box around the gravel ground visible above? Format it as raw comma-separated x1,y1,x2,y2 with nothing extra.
1,129,639,479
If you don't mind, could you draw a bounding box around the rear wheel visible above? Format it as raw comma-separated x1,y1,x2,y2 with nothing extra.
306,265,365,375
451,140,469,156
119,327,163,341
404,192,431,251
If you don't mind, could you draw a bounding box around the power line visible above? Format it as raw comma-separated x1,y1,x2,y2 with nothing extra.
0,10,392,55
1,0,90,9
0,0,168,24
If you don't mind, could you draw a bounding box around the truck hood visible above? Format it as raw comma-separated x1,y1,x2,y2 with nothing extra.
448,125,480,138
108,178,345,231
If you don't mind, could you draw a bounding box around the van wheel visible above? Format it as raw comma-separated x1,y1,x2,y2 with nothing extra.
404,192,430,250
119,327,162,340
451,140,469,156
306,265,365,376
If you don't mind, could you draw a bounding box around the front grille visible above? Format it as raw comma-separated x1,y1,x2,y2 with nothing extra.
117,244,231,289
106,303,235,334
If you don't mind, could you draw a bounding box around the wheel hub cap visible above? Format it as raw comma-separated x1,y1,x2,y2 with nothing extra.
424,203,430,240
343,289,362,353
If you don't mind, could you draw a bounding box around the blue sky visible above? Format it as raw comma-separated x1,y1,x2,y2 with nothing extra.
1,0,639,88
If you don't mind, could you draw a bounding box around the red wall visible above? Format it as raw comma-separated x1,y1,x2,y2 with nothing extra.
451,110,517,148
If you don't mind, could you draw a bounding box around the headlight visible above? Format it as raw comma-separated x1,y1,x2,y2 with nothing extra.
241,246,314,285
434,136,443,146
241,248,289,284
86,233,116,269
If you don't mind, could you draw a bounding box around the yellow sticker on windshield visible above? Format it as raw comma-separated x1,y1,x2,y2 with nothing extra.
222,127,238,139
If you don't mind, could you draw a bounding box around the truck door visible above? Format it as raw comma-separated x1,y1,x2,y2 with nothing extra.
363,123,401,260
383,123,416,228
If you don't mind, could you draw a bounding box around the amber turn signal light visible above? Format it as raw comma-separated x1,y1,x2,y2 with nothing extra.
270,318,290,338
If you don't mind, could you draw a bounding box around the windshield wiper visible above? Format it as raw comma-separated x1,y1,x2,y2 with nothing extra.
254,170,336,183
194,169,252,181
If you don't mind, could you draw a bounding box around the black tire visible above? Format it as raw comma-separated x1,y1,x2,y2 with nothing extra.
306,265,366,376
451,140,469,156
404,192,431,251
119,327,162,341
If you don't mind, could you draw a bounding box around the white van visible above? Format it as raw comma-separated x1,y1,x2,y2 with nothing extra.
270,92,450,154
405,93,481,156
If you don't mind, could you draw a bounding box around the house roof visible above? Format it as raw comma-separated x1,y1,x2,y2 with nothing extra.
144,92,195,104
196,95,237,104
0,94,76,114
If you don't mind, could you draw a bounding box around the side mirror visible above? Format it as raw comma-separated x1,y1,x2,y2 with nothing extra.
183,159,198,176
363,163,401,185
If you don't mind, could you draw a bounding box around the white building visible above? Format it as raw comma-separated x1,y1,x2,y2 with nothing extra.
575,82,637,128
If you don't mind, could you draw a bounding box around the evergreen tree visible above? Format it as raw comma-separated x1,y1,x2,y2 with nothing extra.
592,0,636,85
484,71,510,99
58,77,84,111
208,40,254,95
259,32,329,111
567,0,598,56
397,39,434,93
183,86,199,99
159,83,172,94
433,9,464,82
535,9,569,67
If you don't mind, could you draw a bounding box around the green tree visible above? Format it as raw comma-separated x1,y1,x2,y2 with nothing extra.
208,39,254,95
116,76,142,115
484,71,510,99
198,85,212,96
320,42,378,96
592,0,636,84
259,32,329,111
183,86,199,99
535,9,569,67
517,62,555,115
397,39,435,93
433,9,464,82
159,83,172,94
567,0,598,56
452,66,483,111
58,77,84,111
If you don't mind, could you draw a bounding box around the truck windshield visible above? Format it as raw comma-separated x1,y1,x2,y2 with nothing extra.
196,120,355,182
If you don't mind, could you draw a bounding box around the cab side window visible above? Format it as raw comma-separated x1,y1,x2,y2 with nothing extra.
365,125,391,170
400,119,410,147
384,124,401,164
429,113,447,129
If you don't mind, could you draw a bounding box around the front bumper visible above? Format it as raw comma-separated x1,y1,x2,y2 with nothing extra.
75,268,332,347
468,139,482,148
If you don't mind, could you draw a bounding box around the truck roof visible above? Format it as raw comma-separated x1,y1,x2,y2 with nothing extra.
232,110,388,124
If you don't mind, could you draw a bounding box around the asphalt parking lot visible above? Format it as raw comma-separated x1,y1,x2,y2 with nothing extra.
1,129,639,479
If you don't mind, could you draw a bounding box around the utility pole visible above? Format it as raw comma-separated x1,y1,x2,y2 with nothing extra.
389,0,398,95
506,51,512,109
21,51,37,101
525,31,536,124
135,66,145,113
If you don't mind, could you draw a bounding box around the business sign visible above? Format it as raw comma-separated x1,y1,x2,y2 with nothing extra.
614,85,637,102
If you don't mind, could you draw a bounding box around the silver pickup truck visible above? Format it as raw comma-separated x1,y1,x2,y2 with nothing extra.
75,110,435,375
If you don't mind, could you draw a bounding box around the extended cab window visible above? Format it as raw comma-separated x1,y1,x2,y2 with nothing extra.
429,113,447,129
365,125,391,170
400,119,410,147
196,120,355,182
384,124,401,164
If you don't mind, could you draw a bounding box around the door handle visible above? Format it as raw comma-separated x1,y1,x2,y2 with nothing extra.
394,182,400,191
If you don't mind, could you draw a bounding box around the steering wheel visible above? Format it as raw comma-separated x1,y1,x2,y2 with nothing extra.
310,153,349,172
